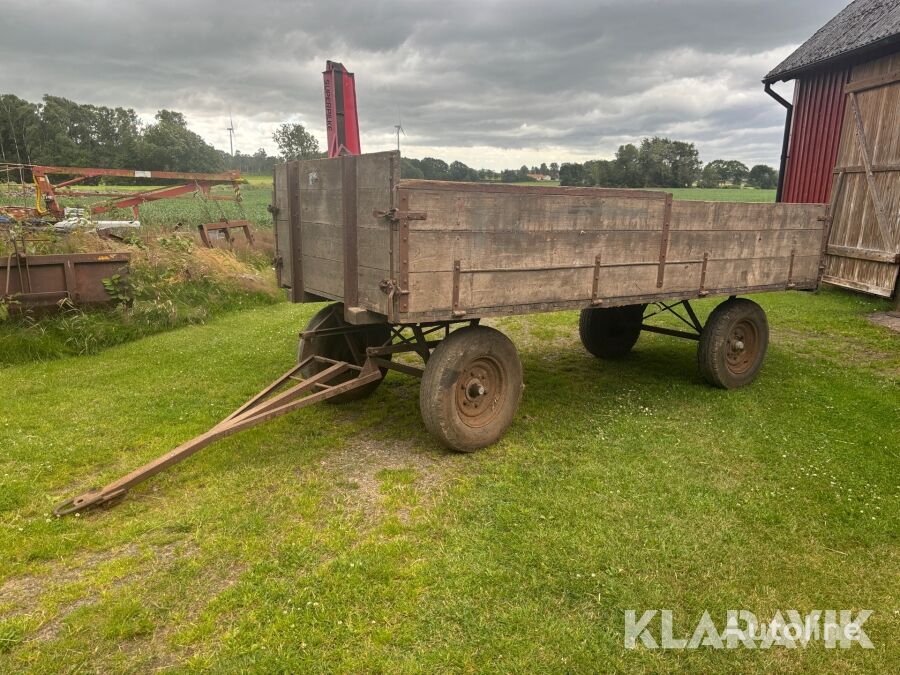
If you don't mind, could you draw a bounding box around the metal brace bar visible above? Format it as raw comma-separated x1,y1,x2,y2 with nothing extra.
591,253,603,305
787,248,796,289
452,259,465,317
656,193,673,288
699,252,709,296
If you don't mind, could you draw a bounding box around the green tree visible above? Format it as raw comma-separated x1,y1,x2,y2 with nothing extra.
141,110,223,172
698,163,723,188
0,94,39,168
449,160,476,181
420,157,449,180
273,123,321,161
558,162,586,186
400,157,424,179
637,137,701,188
748,164,778,189
614,143,642,187
549,162,559,179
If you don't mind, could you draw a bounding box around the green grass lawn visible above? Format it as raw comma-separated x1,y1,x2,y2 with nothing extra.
0,287,897,671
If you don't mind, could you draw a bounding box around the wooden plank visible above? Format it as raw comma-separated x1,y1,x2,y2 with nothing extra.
300,221,343,261
405,228,823,273
822,275,893,297
670,201,826,231
399,179,667,200
845,69,900,94
406,188,666,233
297,156,343,191
826,244,900,264
301,255,343,297
832,164,900,173
406,254,816,315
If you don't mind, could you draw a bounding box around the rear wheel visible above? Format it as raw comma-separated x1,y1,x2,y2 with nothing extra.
298,303,390,402
578,304,646,359
697,298,768,389
420,326,523,451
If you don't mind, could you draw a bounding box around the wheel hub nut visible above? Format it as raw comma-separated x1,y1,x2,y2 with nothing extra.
734,340,745,352
467,381,486,399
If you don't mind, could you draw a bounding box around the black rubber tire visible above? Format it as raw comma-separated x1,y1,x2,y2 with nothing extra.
578,304,646,359
419,326,523,452
298,303,390,403
697,298,769,389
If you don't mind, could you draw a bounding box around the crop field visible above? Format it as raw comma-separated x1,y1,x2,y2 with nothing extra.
0,286,897,671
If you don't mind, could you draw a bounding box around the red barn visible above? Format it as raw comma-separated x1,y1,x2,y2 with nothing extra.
764,0,900,300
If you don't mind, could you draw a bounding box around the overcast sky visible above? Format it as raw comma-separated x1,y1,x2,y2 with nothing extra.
2,0,847,170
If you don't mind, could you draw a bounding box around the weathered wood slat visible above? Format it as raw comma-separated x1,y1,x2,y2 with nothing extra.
405,189,666,232
826,244,900,264
670,201,826,231
406,255,819,316
405,228,823,272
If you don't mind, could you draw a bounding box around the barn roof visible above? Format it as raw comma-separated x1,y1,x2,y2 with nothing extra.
764,0,900,83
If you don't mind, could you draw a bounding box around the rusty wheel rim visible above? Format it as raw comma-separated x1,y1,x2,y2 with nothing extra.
725,319,759,375
455,356,505,428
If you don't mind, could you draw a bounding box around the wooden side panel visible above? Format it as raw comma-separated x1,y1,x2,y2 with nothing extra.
824,52,900,299
274,151,396,315
402,183,825,320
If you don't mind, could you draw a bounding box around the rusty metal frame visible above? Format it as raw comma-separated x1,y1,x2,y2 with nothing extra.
198,220,255,249
53,316,478,516
54,354,382,515
641,300,704,341
2,249,130,307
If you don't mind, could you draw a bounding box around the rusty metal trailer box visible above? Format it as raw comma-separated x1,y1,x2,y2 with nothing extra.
272,151,827,324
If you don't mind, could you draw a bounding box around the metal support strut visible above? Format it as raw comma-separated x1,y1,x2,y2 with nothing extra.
641,300,704,341
53,355,382,516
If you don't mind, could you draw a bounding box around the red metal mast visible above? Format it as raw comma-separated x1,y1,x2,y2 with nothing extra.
323,61,361,157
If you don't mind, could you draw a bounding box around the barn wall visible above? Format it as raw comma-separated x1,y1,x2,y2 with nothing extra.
782,67,850,203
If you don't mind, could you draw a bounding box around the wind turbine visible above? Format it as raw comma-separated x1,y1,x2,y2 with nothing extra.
226,108,236,156
394,119,405,153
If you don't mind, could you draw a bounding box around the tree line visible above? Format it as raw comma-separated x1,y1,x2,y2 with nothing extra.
0,94,323,179
557,138,777,189
401,138,777,190
1,94,778,190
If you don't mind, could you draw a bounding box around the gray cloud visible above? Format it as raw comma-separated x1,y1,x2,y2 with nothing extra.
1,0,847,168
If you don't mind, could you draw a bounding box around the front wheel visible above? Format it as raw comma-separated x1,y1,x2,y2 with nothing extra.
697,298,769,389
298,303,391,402
419,326,524,452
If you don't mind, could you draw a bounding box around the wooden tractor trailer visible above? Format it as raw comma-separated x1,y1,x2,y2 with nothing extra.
54,150,829,515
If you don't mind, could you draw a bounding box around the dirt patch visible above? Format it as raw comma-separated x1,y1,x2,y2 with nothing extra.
0,543,140,615
867,311,900,333
318,434,462,523
0,538,200,641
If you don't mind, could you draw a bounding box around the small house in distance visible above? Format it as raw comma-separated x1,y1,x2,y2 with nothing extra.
764,0,900,300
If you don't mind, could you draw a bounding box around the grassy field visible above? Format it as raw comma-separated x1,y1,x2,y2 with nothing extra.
0,286,897,672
